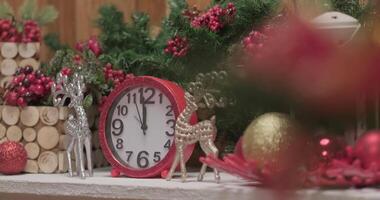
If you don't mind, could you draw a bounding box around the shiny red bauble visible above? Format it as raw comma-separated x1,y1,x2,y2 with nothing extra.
354,131,380,169
0,141,27,175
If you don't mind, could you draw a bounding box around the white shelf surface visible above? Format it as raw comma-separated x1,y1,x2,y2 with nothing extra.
0,168,380,200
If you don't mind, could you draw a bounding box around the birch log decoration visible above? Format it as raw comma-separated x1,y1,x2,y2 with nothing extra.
2,106,20,125
39,107,59,125
19,58,39,70
25,142,40,160
0,59,17,76
23,128,37,142
0,76,12,88
24,159,39,173
58,151,68,173
20,106,40,127
18,43,38,58
6,125,22,142
37,126,60,150
1,43,18,58
0,123,5,139
38,151,58,173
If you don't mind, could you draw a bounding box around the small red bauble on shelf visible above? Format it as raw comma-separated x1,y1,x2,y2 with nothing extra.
354,131,380,169
0,141,27,175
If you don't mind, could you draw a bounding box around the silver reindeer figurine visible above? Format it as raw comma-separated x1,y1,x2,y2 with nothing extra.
166,71,228,183
51,72,93,179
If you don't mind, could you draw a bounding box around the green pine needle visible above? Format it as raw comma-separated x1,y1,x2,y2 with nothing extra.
19,0,37,20
0,1,14,19
35,5,58,25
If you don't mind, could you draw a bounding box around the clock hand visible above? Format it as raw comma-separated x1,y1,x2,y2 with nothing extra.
134,102,146,135
142,97,148,132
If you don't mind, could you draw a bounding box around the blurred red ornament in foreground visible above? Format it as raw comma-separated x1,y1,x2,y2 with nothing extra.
354,131,380,169
243,16,380,115
0,141,27,175
202,131,380,188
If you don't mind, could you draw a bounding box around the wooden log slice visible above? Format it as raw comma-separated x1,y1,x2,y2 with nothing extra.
2,106,20,125
39,107,59,126
0,105,3,120
0,59,17,76
24,159,39,173
37,126,59,150
6,125,22,142
20,106,39,127
25,142,40,159
58,107,69,120
0,76,12,89
23,127,37,142
59,134,70,150
58,151,68,173
0,123,6,139
1,42,18,58
18,43,38,58
38,151,58,173
19,58,39,70
0,137,8,144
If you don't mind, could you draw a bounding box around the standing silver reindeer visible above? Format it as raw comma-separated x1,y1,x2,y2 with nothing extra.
51,72,93,179
166,71,228,183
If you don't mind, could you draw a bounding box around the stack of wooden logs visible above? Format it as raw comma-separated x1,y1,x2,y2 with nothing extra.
0,105,108,173
0,42,40,88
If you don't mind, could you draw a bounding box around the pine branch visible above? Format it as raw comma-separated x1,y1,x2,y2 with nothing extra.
0,1,14,19
19,0,37,20
35,5,58,25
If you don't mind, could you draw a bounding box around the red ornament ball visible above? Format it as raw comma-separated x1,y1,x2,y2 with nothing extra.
0,141,27,175
354,131,380,169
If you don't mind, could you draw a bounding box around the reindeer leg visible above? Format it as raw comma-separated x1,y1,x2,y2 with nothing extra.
73,139,80,176
85,134,93,177
77,137,86,179
178,145,187,182
208,139,220,183
66,137,75,177
166,149,180,181
198,141,210,181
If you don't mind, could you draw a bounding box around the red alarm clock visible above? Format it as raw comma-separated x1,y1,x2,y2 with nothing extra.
99,76,196,178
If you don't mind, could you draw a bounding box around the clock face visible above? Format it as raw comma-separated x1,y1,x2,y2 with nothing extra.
106,85,176,170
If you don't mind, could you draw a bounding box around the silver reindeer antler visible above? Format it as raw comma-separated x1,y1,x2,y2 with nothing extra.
51,72,93,179
187,70,229,109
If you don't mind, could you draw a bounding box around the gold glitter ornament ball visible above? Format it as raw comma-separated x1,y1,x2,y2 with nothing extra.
242,112,308,173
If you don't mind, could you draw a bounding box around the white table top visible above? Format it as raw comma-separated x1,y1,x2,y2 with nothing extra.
0,168,380,200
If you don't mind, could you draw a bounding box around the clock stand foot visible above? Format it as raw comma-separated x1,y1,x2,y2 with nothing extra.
111,168,121,177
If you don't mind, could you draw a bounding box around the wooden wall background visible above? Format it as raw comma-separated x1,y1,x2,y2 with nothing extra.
4,0,212,61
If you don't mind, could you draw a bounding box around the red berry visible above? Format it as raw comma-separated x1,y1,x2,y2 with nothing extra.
17,97,26,107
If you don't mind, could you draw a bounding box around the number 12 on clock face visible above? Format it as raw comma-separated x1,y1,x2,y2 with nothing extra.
107,86,176,170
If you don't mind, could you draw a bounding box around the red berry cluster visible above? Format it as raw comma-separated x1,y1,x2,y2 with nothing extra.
21,20,41,43
103,63,128,87
0,19,19,42
190,3,236,32
4,67,53,107
60,67,72,76
242,31,267,55
75,36,102,57
164,36,189,57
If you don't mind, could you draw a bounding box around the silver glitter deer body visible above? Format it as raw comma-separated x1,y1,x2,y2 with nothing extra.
166,71,229,183
51,72,93,179
166,92,220,182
